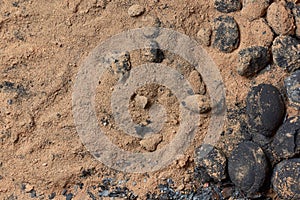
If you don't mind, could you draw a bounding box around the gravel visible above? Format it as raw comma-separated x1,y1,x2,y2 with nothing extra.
272,35,300,72
246,84,285,137
212,15,240,53
284,70,300,109
237,46,270,77
272,158,300,199
228,141,269,194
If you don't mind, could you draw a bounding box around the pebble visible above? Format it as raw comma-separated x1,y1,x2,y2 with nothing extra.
237,46,270,77
284,70,300,108
266,1,295,35
228,141,268,194
272,158,300,199
128,4,145,17
241,0,270,21
197,24,212,46
195,145,227,182
271,117,300,164
293,5,300,38
212,15,240,53
214,0,242,13
246,84,285,137
141,40,164,63
135,95,148,109
188,70,206,95
272,35,300,72
110,51,131,75
139,134,162,152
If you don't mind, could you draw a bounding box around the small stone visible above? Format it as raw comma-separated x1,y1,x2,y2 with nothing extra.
272,158,300,199
197,24,212,46
25,184,33,193
272,35,300,72
135,95,148,109
237,46,270,77
188,70,206,95
141,40,164,63
271,117,300,164
266,1,295,35
212,15,240,53
284,70,300,109
214,0,242,13
241,0,270,21
228,141,269,194
139,134,162,152
221,187,233,199
111,51,131,75
246,84,285,137
197,95,211,114
195,145,227,182
293,5,300,38
128,4,145,17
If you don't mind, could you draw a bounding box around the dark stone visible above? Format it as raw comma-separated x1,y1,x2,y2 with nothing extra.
237,46,270,77
195,145,227,182
48,192,56,199
212,15,240,53
284,70,300,109
65,193,73,200
214,0,242,13
272,158,300,199
246,84,285,137
228,141,269,194
272,35,300,72
271,117,300,164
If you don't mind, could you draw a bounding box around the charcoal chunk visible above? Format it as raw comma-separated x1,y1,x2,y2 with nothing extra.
228,141,269,194
272,158,300,199
246,84,285,137
212,15,240,53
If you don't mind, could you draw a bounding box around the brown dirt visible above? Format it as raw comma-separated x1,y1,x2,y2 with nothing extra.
0,0,299,199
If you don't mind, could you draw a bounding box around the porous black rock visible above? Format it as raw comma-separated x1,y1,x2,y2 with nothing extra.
228,141,269,194
284,70,300,109
237,46,270,77
214,0,242,13
272,35,300,72
212,15,240,53
246,84,285,137
272,158,300,199
271,117,300,164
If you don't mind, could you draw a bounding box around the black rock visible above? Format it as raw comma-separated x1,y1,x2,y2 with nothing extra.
195,145,227,182
272,158,300,199
228,141,269,194
65,193,73,200
212,15,240,53
272,35,300,72
271,117,300,164
284,70,300,109
214,0,242,13
246,84,285,137
237,46,270,77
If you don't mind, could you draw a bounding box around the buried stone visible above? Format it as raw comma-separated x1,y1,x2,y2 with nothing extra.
272,158,300,200
214,0,242,13
228,141,269,194
246,84,285,137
